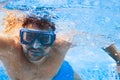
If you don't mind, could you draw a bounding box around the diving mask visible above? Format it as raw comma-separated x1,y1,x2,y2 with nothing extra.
20,28,56,46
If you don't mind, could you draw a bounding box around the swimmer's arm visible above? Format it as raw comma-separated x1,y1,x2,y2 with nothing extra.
53,36,72,55
0,34,10,49
0,34,18,49
54,36,82,80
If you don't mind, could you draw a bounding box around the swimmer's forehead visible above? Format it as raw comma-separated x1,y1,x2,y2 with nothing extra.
25,24,53,31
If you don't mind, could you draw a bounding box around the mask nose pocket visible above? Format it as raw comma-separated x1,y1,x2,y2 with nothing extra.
33,40,42,48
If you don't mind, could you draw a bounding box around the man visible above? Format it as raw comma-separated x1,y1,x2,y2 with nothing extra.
0,10,81,80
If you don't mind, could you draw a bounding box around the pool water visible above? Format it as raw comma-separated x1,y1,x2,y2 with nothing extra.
0,0,120,80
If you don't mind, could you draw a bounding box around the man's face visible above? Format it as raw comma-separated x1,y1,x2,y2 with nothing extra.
22,41,51,63
21,24,54,63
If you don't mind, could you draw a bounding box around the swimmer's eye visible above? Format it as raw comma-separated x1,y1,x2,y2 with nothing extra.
23,32,36,43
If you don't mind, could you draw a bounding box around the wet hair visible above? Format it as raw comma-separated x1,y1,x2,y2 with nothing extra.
22,16,56,31
2,11,56,44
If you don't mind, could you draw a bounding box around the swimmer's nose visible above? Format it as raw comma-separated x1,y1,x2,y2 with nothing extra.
33,40,42,48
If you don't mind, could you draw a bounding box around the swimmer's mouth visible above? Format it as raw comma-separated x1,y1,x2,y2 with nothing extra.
29,50,43,54
25,49,47,63
29,48,44,52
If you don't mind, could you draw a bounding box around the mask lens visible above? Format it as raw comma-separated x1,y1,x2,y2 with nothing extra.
23,32,35,43
20,28,55,45
39,34,50,45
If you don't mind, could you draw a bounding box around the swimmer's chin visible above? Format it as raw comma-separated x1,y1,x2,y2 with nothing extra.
24,53,47,64
30,56,47,64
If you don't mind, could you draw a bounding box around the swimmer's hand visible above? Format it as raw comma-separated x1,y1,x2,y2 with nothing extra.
102,44,120,65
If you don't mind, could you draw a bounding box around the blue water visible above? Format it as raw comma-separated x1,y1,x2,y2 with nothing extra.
0,0,120,80
0,60,11,80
